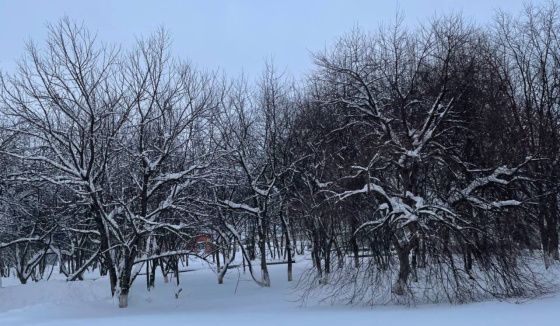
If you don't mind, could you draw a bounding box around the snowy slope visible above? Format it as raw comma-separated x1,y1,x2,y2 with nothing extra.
0,258,559,326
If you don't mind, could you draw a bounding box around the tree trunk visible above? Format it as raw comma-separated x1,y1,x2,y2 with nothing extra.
218,244,236,284
392,241,411,296
546,194,559,262
92,209,118,296
118,244,138,308
280,208,293,281
259,234,270,287
540,192,559,268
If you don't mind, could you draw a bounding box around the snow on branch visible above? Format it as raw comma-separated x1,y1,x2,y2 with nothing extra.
221,200,261,214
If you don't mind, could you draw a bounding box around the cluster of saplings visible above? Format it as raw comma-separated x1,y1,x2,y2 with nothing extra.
1,3,560,308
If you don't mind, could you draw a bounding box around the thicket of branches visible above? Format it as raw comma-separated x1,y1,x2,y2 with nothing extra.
1,3,560,307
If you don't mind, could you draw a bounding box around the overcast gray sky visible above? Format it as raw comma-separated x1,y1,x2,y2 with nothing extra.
0,0,535,78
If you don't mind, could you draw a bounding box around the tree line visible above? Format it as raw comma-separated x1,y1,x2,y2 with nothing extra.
1,3,559,307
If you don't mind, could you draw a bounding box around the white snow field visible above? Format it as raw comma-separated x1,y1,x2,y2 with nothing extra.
1,259,559,326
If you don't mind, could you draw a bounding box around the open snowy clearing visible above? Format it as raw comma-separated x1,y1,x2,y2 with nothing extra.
1,259,559,326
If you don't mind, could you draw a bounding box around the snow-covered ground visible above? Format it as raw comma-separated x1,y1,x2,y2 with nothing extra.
1,258,559,326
